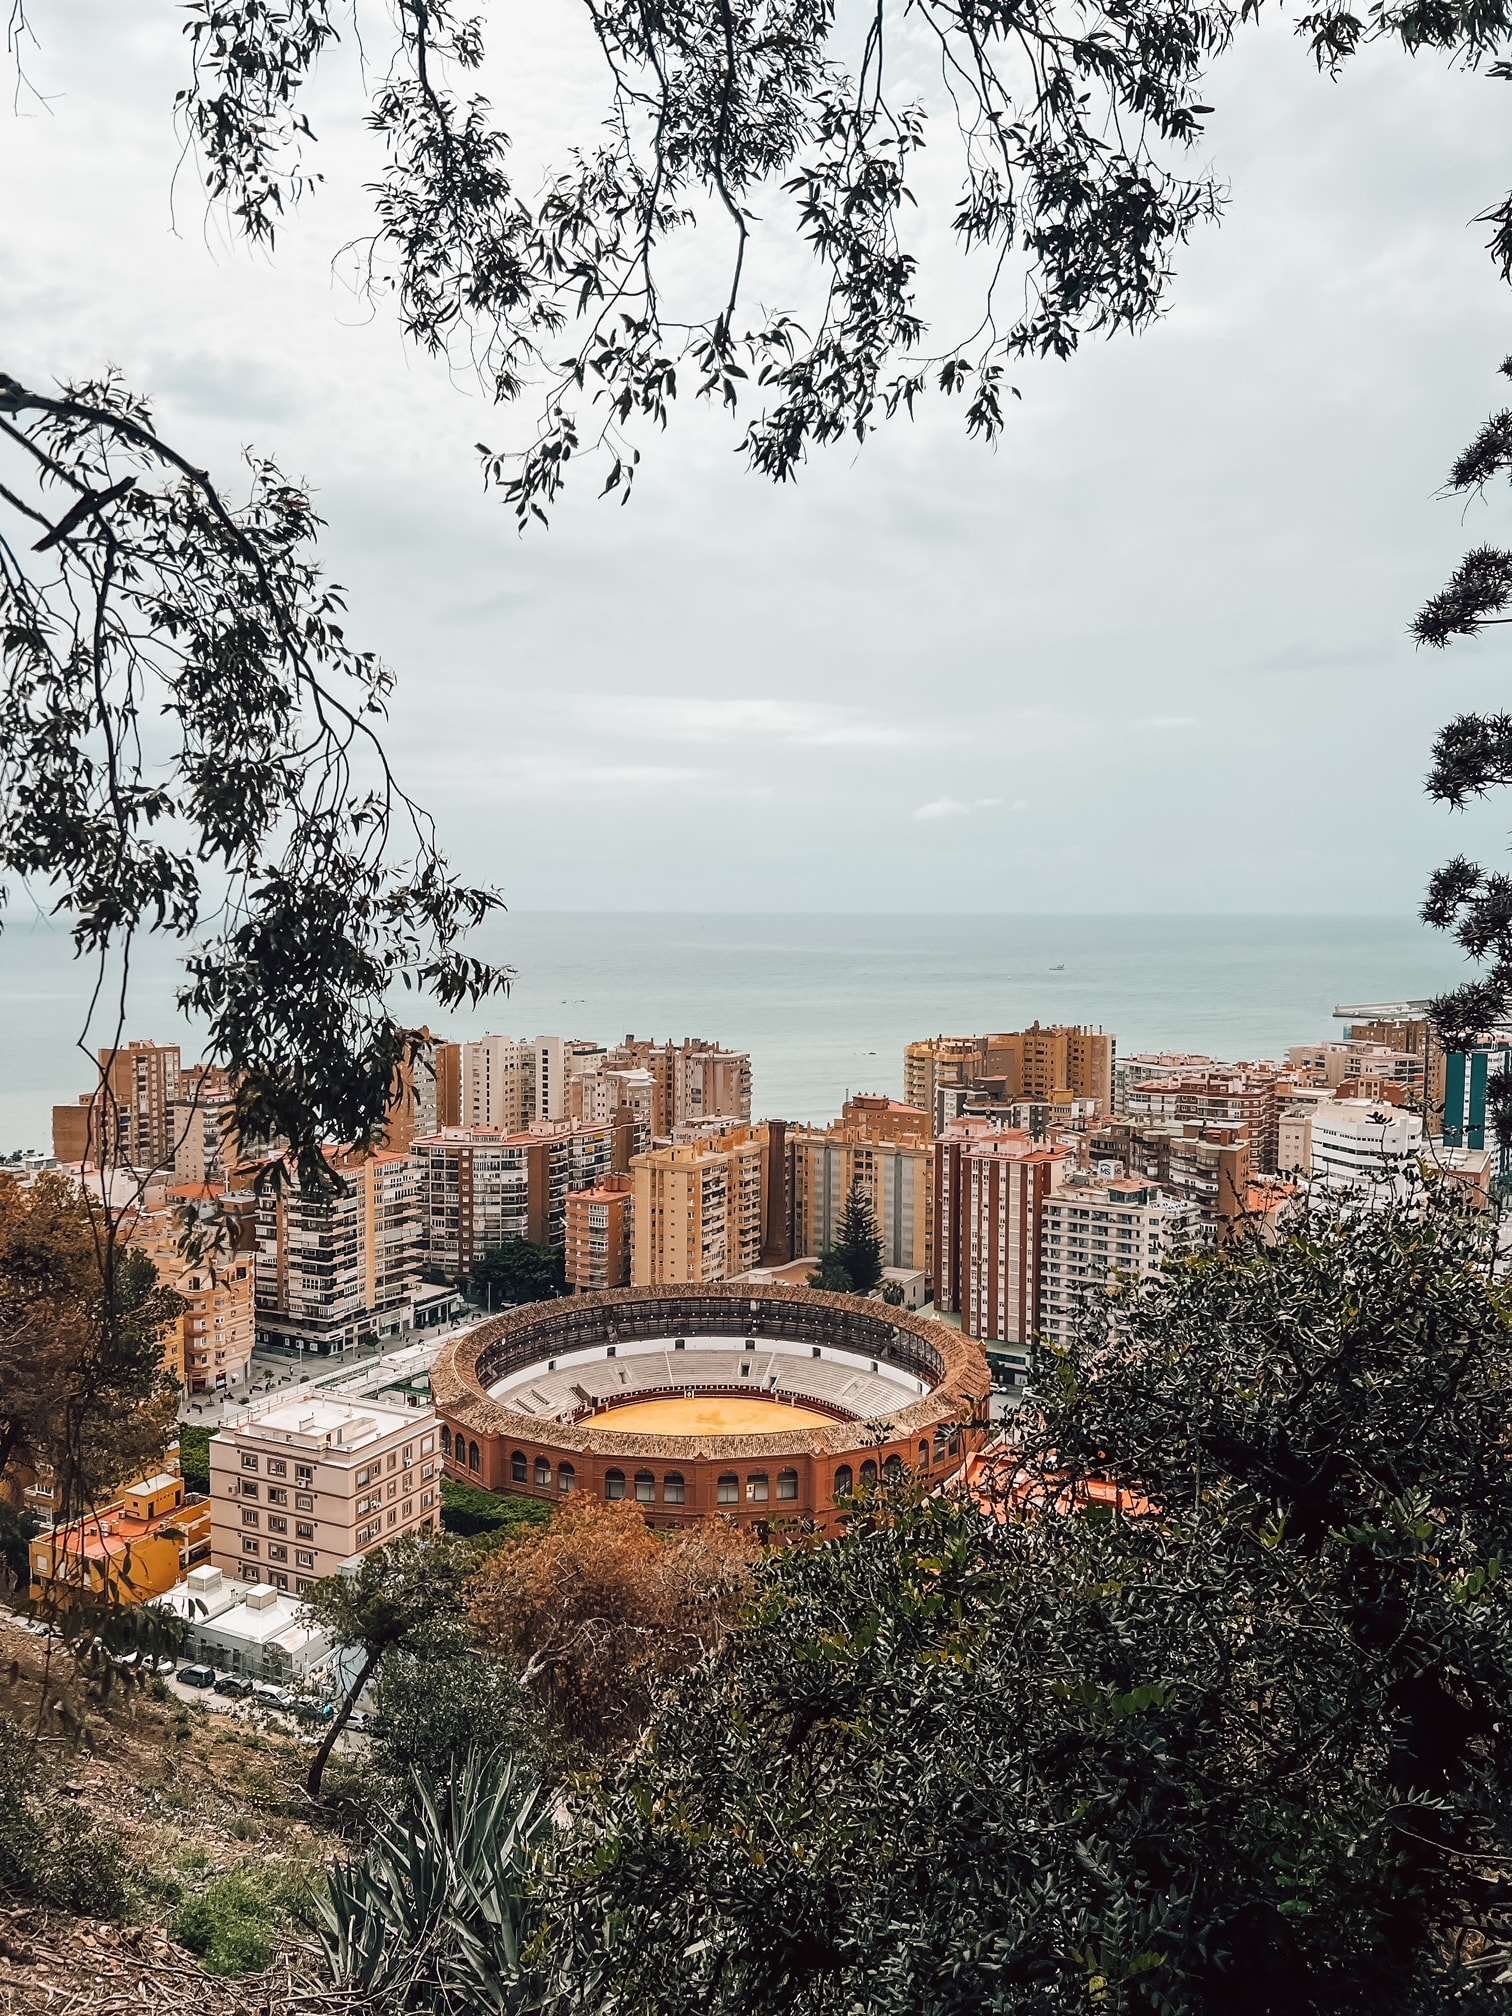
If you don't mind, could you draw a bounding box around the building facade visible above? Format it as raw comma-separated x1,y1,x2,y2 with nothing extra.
30,1471,212,1608
788,1097,933,1276
255,1147,424,1353
631,1123,770,1284
209,1394,442,1593
1038,1179,1201,1344
565,1174,634,1291
127,1193,257,1394
413,1115,645,1276
960,1135,1069,1366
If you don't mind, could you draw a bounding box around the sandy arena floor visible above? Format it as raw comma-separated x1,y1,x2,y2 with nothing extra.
597,1393,834,1434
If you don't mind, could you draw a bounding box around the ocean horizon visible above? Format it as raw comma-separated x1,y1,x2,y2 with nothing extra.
0,910,1476,1153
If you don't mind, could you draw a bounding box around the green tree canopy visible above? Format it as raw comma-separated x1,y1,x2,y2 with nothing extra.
548,1196,1512,2014
472,1239,565,1307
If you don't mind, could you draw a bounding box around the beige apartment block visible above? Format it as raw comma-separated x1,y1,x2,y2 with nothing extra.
631,1123,769,1284
127,1191,256,1395
1038,1179,1202,1345
255,1147,424,1353
609,1037,752,1137
906,1027,1114,1131
1125,1071,1281,1173
903,1037,986,1119
210,1395,442,1594
788,1098,933,1275
53,1039,184,1174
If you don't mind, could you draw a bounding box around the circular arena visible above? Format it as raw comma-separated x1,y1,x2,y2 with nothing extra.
431,1284,992,1531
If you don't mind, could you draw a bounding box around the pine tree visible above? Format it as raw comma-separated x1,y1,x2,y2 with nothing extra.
833,1182,884,1297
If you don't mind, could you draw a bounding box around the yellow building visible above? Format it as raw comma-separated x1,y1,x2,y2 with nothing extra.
788,1098,934,1275
29,1471,213,1608
631,1124,770,1284
905,1026,1114,1125
126,1191,256,1395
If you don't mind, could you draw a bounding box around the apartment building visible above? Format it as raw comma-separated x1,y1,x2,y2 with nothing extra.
1085,1118,1250,1240
461,1035,538,1133
1113,1052,1228,1117
933,1114,1017,1314
413,1115,646,1275
960,1134,1070,1365
608,1036,752,1136
209,1394,442,1593
565,1173,634,1291
1124,1070,1280,1172
1038,1179,1201,1344
126,1191,256,1393
1309,1099,1425,1200
788,1097,933,1275
906,1026,1113,1132
631,1122,770,1284
255,1147,425,1353
53,1039,183,1173
29,1471,212,1608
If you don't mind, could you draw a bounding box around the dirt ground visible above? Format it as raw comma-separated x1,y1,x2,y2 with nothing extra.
0,1615,350,2016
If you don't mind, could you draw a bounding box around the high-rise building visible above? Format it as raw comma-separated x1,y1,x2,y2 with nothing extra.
433,1041,462,1129
608,1037,752,1136
461,1035,537,1133
1309,1099,1425,1200
254,1147,425,1353
1113,1053,1228,1117
631,1123,770,1284
906,1026,1114,1131
1084,1118,1250,1241
126,1192,257,1394
53,1039,183,1173
1124,1070,1280,1173
787,1097,933,1275
565,1173,634,1291
412,1115,647,1276
1038,1179,1201,1344
209,1394,442,1594
904,1037,988,1120
959,1134,1069,1363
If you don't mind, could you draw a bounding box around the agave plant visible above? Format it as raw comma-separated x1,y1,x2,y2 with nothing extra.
316,1747,551,2013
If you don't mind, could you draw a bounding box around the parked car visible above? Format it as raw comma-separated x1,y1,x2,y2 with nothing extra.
147,1655,178,1677
292,1697,335,1724
213,1673,253,1698
177,1664,216,1689
251,1683,293,1712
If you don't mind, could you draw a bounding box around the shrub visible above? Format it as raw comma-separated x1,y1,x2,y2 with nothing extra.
175,1424,215,1494
368,1650,540,1798
171,1863,313,1976
0,1715,126,1919
440,1478,552,1541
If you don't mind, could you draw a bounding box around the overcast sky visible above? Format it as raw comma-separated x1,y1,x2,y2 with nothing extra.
5,2,1512,914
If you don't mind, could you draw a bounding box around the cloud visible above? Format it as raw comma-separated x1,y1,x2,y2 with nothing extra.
913,797,972,821
569,695,927,750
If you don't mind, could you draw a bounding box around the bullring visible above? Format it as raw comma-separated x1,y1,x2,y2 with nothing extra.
431,1283,992,1531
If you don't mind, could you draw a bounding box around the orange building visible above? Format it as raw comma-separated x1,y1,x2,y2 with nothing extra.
29,1471,213,1608
126,1190,257,1394
566,1175,634,1291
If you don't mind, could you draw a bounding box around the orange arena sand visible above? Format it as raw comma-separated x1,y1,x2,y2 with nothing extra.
596,1393,836,1435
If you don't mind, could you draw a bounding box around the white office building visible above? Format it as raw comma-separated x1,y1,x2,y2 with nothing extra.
1308,1099,1424,1202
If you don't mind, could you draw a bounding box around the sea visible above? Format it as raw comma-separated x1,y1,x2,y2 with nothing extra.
0,911,1478,1155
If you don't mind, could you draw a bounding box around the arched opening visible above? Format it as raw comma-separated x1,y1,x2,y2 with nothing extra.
833,1465,854,1498
663,1473,686,1504
918,1440,930,1470
717,1473,739,1505
860,1458,878,1488
511,1450,528,1484
635,1470,656,1504
558,1462,575,1494
746,1473,769,1503
776,1468,798,1502
884,1454,903,1483
534,1456,552,1489
440,1425,451,1458
468,1441,480,1474
605,1469,627,1501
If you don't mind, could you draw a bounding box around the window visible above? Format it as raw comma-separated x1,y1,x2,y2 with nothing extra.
240,1454,258,1472
241,1508,259,1528
717,1473,739,1505
833,1466,853,1498
534,1457,551,1489
356,1466,371,1487
604,1469,626,1501
239,1480,258,1498
884,1455,903,1483
918,1440,930,1471
747,1473,769,1503
777,1468,798,1501
269,1516,287,1535
295,1550,314,1568
663,1473,685,1505
271,1571,289,1591
421,1434,434,1455
403,1444,414,1465
241,1537,259,1555
635,1471,656,1504
268,1459,286,1478
557,1464,575,1495
510,1450,528,1484
295,1493,314,1512
386,1508,397,1527
295,1521,314,1540
295,1465,313,1486
468,1441,480,1473
296,1576,312,1593
401,1500,413,1519
268,1543,288,1563
441,1426,452,1458
860,1459,878,1487
421,1490,433,1510
268,1488,287,1506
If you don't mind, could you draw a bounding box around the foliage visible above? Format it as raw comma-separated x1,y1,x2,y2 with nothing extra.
468,1496,757,1754
471,1240,565,1306
175,1423,216,1495
366,1649,542,1799
172,1861,315,1976
115,0,1510,521
0,374,510,1200
878,1279,905,1307
0,1499,39,1590
0,1714,128,1917
317,1746,549,2014
440,1476,552,1541
0,1169,179,1518
301,1529,474,1796
809,1182,883,1296
547,1197,1512,2014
